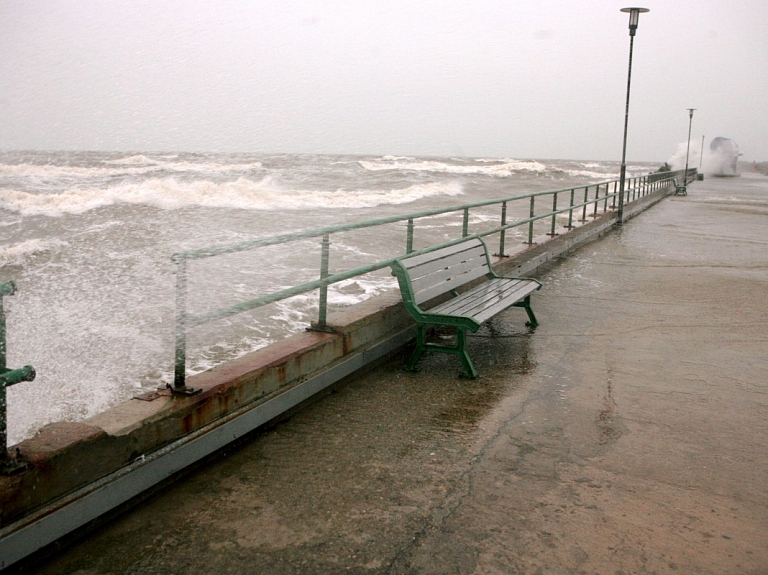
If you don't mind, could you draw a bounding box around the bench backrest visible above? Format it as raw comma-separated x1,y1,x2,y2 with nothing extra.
392,237,493,306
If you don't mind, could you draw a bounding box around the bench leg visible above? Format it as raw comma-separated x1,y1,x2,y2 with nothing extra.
405,324,479,379
456,327,479,379
405,324,428,372
515,296,539,327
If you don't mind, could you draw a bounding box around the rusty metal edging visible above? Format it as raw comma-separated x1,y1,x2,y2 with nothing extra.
0,326,415,570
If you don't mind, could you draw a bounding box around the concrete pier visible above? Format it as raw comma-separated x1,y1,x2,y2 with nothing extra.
15,173,768,573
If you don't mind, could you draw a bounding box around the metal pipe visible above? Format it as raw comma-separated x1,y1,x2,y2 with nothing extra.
497,202,507,257
172,260,200,396
316,234,331,330
173,181,627,263
170,168,681,376
0,366,36,463
0,282,36,470
527,196,535,244
617,7,648,224
580,186,589,222
683,108,696,192
548,192,558,236
173,259,187,390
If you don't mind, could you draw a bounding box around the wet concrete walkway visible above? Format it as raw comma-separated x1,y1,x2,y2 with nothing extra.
28,174,768,574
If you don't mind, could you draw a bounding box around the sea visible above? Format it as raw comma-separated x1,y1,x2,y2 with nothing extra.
0,151,655,444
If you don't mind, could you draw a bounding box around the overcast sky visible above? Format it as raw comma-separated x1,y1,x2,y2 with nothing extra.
1,1,766,161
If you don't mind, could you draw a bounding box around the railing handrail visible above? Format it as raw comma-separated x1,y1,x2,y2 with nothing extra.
172,177,632,263
171,169,689,391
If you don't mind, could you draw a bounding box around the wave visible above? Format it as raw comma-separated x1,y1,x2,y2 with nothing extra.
103,154,161,165
0,160,264,181
0,177,464,216
0,238,67,265
562,169,619,180
359,159,547,177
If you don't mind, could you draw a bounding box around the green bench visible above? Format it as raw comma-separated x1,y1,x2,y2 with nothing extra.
390,236,541,379
672,178,687,195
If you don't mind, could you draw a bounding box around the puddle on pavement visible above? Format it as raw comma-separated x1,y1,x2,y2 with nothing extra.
427,316,536,433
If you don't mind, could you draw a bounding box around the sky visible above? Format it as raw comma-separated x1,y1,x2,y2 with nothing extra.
1,1,766,162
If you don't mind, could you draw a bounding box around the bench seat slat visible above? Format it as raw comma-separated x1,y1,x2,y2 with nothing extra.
431,278,530,316
407,250,488,285
401,239,485,270
410,258,490,304
430,278,539,324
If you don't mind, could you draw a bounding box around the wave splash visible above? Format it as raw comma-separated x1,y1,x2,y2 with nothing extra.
360,158,547,176
0,177,464,216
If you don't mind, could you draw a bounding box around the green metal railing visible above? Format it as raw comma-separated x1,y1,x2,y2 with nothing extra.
171,169,691,392
0,281,36,474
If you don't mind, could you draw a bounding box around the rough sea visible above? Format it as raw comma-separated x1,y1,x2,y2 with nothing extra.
0,151,655,443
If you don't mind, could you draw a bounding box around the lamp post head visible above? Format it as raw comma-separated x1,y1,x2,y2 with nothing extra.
621,7,649,36
688,108,696,119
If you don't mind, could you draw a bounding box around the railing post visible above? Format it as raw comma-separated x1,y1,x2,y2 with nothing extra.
602,183,609,212
527,196,535,244
310,234,335,333
406,218,414,254
592,185,600,217
580,186,589,222
462,208,470,238
566,188,575,229
0,283,9,371
548,192,559,236
496,202,507,257
172,258,200,396
1,281,36,474
611,181,618,209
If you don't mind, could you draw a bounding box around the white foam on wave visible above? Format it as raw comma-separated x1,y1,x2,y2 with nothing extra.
0,238,68,265
0,177,464,216
0,159,264,180
104,154,160,165
359,159,547,177
563,169,618,180
380,155,415,161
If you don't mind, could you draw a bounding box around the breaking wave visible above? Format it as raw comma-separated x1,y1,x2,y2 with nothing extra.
0,177,464,216
359,158,547,177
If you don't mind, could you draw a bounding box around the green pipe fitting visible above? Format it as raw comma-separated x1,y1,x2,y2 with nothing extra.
0,282,16,297
0,366,36,387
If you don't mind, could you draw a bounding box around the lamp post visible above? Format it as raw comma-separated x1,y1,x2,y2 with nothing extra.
683,108,696,192
617,7,649,225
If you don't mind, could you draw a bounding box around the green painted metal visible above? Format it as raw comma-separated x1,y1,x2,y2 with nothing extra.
390,236,541,378
310,234,335,333
549,192,559,236
566,188,576,229
170,171,687,387
0,282,36,473
527,196,535,244
496,201,507,257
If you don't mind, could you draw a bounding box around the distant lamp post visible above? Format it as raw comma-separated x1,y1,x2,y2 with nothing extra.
617,7,649,225
683,108,696,192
